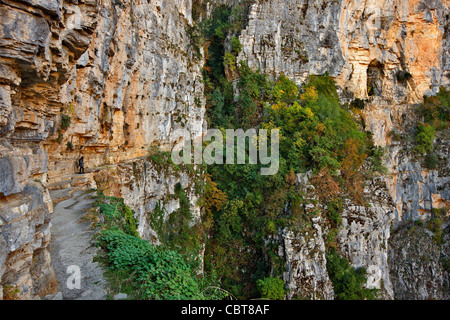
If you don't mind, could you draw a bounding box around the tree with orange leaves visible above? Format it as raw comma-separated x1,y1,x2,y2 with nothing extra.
310,168,341,202
340,138,367,204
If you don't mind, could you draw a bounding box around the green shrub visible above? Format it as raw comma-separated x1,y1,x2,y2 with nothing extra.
367,146,388,175
66,141,74,150
199,2,374,299
147,146,181,172
418,87,450,129
414,220,424,227
326,249,378,300
96,229,202,300
61,114,71,130
204,71,372,298
388,130,402,142
414,122,436,155
427,210,444,246
166,185,202,253
224,52,237,70
231,36,242,54
423,152,439,170
97,196,139,237
256,277,285,300
442,256,450,272
95,195,224,300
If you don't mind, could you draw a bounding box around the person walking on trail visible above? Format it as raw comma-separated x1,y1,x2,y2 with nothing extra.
78,156,85,174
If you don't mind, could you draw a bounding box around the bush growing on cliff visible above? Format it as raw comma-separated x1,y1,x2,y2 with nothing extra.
366,145,388,176
414,122,436,155
203,69,373,298
96,195,139,238
418,87,450,129
327,200,343,227
395,70,412,83
326,248,378,300
165,183,204,254
350,98,365,110
61,114,71,130
423,152,439,170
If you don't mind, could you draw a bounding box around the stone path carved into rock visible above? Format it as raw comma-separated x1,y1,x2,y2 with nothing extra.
44,187,107,300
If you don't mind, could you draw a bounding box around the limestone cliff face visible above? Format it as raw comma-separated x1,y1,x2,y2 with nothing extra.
277,172,396,299
237,0,448,99
0,0,448,300
46,0,205,179
0,0,205,299
389,223,450,300
0,0,100,299
91,157,202,245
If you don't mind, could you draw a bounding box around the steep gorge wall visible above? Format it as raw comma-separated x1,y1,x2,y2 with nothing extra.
0,0,100,299
0,0,448,300
0,0,206,299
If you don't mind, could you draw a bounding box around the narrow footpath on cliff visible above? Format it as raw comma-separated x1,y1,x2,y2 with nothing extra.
43,177,107,300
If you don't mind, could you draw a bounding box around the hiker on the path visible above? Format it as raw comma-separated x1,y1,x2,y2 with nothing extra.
78,156,85,174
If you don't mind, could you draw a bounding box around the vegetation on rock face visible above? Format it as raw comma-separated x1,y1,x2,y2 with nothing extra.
395,70,412,84
256,277,286,300
414,122,436,155
60,114,71,131
94,192,228,300
192,4,382,300
389,214,449,300
418,87,450,129
97,3,393,301
414,87,449,165
326,248,378,300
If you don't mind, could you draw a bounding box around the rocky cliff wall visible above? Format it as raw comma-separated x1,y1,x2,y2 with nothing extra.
237,0,448,99
0,0,100,299
0,0,448,300
0,0,206,299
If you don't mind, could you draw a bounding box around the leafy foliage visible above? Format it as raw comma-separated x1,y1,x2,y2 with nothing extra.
419,87,450,127
97,229,202,300
61,114,71,130
94,193,227,300
97,195,139,237
147,146,181,172
256,277,285,300
165,183,203,254
412,87,449,168
326,249,378,300
203,67,375,298
427,209,446,245
194,4,377,299
367,146,388,175
423,152,439,170
414,123,436,155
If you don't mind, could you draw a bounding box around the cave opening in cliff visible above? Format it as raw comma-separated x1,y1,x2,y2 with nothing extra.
367,60,384,97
